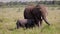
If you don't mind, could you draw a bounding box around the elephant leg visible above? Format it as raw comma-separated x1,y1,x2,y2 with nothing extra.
17,25,20,29
16,23,20,29
35,20,40,27
16,21,21,29
38,21,40,27
40,19,42,26
37,19,42,27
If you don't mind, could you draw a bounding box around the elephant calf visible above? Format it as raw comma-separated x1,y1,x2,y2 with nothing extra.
16,19,35,29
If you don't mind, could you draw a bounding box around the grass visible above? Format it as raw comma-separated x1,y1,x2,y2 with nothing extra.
0,6,60,34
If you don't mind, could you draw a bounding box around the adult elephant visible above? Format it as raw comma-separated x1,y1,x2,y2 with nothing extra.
24,4,50,27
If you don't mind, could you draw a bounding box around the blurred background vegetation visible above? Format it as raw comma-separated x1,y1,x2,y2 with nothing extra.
0,0,60,7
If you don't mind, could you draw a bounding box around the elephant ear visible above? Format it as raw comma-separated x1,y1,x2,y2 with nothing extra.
39,5,48,16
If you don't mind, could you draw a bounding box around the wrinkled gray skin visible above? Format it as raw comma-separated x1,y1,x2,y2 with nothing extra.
24,4,50,27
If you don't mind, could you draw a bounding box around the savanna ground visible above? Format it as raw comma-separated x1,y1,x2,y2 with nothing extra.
0,6,60,34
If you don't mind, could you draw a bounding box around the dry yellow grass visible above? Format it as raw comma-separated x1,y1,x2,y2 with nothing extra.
0,7,60,34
